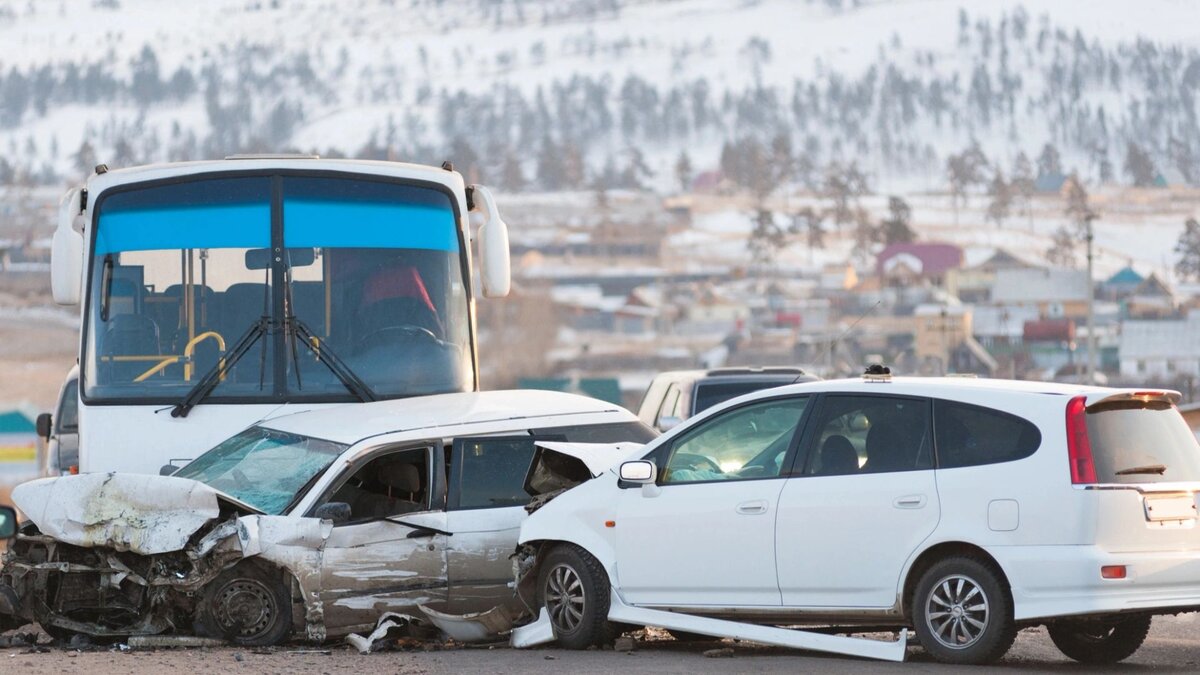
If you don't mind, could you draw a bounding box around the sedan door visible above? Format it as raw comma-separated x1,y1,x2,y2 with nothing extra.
775,394,940,608
615,396,811,608
313,443,450,634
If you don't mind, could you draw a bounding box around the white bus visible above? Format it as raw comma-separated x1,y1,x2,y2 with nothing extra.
50,156,510,474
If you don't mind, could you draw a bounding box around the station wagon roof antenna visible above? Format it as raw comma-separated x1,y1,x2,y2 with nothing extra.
863,363,892,383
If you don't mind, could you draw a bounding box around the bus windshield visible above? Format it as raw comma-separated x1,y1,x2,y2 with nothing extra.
83,174,472,403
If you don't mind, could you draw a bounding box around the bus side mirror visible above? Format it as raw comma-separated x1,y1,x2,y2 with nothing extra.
52,188,84,305
469,185,510,298
36,413,52,440
0,505,17,540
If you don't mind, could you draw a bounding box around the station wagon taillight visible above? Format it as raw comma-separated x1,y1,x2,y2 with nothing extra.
1066,396,1097,484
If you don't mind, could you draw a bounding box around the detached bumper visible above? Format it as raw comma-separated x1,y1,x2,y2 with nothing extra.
992,545,1200,621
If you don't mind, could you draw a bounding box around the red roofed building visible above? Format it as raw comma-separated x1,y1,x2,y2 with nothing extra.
876,242,965,287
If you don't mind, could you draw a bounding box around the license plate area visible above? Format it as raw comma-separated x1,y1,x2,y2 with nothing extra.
1143,494,1198,522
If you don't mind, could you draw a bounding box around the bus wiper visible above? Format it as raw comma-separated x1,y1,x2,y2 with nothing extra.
171,317,270,418
1114,464,1167,476
287,317,377,403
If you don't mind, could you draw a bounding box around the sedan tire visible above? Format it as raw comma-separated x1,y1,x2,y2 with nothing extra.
538,544,617,649
1047,615,1151,664
912,556,1016,665
199,561,293,646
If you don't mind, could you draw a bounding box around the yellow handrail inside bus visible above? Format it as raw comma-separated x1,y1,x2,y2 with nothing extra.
126,330,227,383
183,331,227,381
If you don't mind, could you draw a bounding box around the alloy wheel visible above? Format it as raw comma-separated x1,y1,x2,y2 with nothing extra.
545,563,586,634
925,574,990,650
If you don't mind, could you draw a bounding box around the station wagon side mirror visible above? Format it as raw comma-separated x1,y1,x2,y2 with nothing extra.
619,460,657,484
0,505,17,539
159,464,178,476
314,501,352,525
656,415,682,432
36,413,52,440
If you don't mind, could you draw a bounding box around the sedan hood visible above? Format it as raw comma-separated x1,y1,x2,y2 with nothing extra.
12,473,239,555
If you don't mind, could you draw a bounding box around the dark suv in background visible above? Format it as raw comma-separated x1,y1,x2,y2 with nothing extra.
637,367,820,432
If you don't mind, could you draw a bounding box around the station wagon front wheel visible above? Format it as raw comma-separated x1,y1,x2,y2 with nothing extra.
537,544,617,649
912,556,1016,665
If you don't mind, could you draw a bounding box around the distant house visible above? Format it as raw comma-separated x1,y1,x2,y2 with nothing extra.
1035,172,1067,193
1119,310,1200,380
690,170,725,194
947,248,1036,303
991,267,1090,319
1100,265,1144,301
876,243,964,288
1124,273,1176,319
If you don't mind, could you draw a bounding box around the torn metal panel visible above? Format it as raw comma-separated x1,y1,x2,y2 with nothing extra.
510,608,555,648
603,590,908,662
532,442,642,478
235,514,332,642
12,473,222,555
420,604,514,642
345,612,422,654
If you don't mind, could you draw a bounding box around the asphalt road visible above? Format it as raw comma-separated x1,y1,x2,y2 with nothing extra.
5,613,1200,674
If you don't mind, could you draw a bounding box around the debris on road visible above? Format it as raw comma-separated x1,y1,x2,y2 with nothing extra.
703,647,735,658
345,612,424,654
126,635,226,649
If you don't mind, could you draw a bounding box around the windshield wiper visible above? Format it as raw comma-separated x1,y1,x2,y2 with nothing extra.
287,317,377,403
171,317,270,418
1114,464,1167,476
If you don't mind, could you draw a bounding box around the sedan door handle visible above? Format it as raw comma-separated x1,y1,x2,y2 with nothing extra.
736,500,769,515
893,494,927,509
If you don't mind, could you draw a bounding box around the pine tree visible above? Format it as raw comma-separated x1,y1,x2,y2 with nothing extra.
1010,152,1035,225
747,208,785,271
1123,141,1158,188
1045,225,1078,268
1175,217,1200,281
674,150,693,193
986,171,1012,227
880,196,916,244
1036,142,1062,178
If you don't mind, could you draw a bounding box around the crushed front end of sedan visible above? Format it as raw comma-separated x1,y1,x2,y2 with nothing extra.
0,472,331,645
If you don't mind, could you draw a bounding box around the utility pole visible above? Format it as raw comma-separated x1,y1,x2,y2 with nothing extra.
1085,211,1098,385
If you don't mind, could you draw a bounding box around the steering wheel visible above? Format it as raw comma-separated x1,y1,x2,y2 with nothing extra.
671,452,723,474
356,325,440,352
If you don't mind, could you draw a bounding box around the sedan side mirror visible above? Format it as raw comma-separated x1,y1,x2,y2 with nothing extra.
0,505,17,539
619,460,657,484
314,501,352,525
36,413,52,440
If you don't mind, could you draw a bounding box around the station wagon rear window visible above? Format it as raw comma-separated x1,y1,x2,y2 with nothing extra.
1086,399,1200,484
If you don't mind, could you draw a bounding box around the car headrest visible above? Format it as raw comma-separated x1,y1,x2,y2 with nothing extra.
818,434,858,474
377,462,421,493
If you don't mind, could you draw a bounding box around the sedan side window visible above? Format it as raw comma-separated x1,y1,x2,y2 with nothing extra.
661,397,808,484
328,447,430,522
803,395,932,476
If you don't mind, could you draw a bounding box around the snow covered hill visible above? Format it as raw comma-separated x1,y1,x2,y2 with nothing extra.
1,0,1197,194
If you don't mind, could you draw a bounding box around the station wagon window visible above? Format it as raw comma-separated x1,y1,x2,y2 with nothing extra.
450,437,538,510
661,397,808,484
933,400,1041,469
803,395,932,476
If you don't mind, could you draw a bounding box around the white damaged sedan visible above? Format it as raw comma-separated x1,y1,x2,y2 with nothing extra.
0,390,653,645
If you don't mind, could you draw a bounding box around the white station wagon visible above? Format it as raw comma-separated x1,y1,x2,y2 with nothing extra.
517,375,1200,665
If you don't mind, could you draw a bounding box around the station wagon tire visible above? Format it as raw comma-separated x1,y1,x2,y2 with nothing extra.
199,562,293,646
1046,615,1151,664
912,556,1016,665
538,544,617,649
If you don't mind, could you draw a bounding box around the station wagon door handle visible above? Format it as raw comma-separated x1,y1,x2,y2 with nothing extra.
736,500,769,515
893,495,927,509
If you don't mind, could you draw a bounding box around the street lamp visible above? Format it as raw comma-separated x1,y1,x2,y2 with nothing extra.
1084,210,1098,385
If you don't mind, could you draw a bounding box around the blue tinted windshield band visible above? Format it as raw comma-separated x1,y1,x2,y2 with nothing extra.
282,199,458,251
95,204,271,254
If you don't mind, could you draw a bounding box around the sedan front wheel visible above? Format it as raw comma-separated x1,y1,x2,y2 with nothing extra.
537,544,617,649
